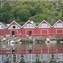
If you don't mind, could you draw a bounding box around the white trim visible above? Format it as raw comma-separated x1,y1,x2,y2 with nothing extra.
7,20,21,28
17,30,18,36
22,20,36,28
56,29,63,34
38,20,51,28
53,19,63,27
41,29,49,35
25,30,27,36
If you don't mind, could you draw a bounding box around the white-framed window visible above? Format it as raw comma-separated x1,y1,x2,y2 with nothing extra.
8,25,20,29
41,29,49,35
54,23,63,28
24,24,35,28
39,23,50,28
56,29,63,34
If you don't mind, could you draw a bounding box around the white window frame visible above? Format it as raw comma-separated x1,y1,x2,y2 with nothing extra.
24,24,35,28
39,24,50,28
41,29,49,35
56,29,63,34
25,30,33,36
54,23,63,28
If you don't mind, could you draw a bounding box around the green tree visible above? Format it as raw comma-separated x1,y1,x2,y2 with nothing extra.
0,2,13,23
14,9,30,22
29,14,49,25
0,0,63,25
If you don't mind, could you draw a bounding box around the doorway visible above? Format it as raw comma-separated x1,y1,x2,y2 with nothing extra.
28,31,32,36
12,31,14,36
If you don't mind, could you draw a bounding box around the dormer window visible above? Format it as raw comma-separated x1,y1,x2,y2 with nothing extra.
13,26,15,28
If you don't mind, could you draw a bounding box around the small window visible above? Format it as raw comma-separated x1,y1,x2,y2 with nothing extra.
13,26,15,28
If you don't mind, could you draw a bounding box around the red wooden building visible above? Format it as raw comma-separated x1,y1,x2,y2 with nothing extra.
0,19,63,37
53,20,63,36
6,21,21,37
0,20,63,63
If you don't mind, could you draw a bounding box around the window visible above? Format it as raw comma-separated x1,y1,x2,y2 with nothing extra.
41,29,48,35
13,26,15,28
24,24,35,28
57,23,63,27
27,24,33,28
39,24,50,28
54,23,63,28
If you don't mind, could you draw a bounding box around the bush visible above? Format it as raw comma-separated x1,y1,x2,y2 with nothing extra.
33,60,42,63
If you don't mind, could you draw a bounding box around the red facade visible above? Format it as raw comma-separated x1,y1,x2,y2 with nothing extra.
0,20,63,37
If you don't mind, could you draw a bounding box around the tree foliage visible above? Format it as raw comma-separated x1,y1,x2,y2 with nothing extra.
0,0,63,25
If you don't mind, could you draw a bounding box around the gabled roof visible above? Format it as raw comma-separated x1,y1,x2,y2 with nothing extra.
7,20,21,28
22,20,36,28
53,19,63,27
38,20,51,28
0,22,7,28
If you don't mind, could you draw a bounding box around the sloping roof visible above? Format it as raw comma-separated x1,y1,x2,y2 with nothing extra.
7,20,21,28
53,19,63,27
0,22,7,28
22,20,36,28
38,20,51,28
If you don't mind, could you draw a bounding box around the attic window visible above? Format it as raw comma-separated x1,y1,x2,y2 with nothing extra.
13,26,15,28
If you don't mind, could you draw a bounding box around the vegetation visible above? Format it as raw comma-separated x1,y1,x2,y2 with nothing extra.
33,60,42,63
49,60,57,63
0,0,63,25
19,55,25,63
19,60,25,63
49,54,57,63
33,54,42,63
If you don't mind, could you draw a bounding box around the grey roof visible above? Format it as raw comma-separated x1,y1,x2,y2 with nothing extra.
0,22,7,28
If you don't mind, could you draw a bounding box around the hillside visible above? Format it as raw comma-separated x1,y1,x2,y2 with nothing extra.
0,0,63,25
